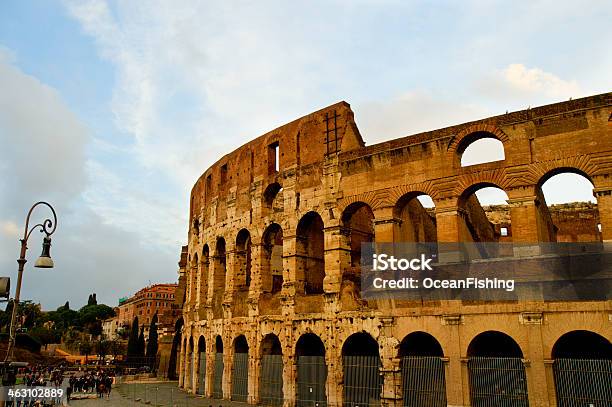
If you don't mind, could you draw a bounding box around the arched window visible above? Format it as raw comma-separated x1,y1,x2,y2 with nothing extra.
262,223,284,294
342,332,382,406
260,334,283,405
232,335,249,402
296,212,325,295
295,333,326,406
459,132,505,167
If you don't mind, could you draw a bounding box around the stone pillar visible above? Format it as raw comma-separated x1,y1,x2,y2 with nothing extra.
523,313,549,407
178,337,186,388
281,233,297,316
443,316,465,407
223,348,233,399
283,353,296,407
249,355,261,404
594,187,612,242
205,348,215,398
224,248,237,320
372,206,398,243
184,339,192,391
326,343,341,407
191,345,198,394
379,318,402,407
323,224,348,295
248,242,264,317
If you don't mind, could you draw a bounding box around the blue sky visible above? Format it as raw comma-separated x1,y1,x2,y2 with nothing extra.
0,0,610,310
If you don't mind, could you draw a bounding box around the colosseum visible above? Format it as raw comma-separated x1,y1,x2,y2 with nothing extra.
176,92,612,407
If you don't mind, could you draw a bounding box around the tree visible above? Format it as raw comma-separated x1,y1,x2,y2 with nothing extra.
137,327,145,357
95,339,111,364
79,340,93,365
127,317,139,357
87,294,98,306
146,314,159,359
109,339,126,359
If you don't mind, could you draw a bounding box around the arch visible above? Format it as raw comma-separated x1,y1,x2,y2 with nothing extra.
341,202,375,268
199,245,210,306
399,331,444,357
399,332,447,407
296,212,325,295
232,335,249,402
168,317,183,380
459,134,505,167
552,331,612,405
537,168,600,243
262,223,284,294
295,333,327,406
295,333,326,357
342,332,382,406
212,335,224,399
448,124,509,154
264,182,284,212
260,334,284,406
394,191,438,244
235,229,252,288
552,330,612,359
467,331,523,358
189,253,199,305
196,336,206,395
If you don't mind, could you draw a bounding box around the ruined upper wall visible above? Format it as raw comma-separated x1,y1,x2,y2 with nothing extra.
190,101,364,222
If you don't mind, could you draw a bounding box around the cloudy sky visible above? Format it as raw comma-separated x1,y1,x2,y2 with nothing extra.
0,0,610,310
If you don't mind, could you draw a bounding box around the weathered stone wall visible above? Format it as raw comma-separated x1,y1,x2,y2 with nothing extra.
178,93,612,407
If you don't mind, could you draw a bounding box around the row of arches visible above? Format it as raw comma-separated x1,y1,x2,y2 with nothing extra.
181,329,611,406
186,167,602,314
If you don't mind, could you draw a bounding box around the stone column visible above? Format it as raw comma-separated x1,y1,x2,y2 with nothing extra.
248,242,264,317
249,354,261,404
326,342,341,407
178,337,186,388
379,318,402,407
223,347,233,399
283,353,296,407
205,348,215,398
184,339,192,391
191,345,198,394
522,312,548,407
594,186,612,242
442,315,465,407
281,233,297,316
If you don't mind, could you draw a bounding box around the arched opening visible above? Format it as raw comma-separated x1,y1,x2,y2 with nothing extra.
262,223,284,295
264,183,284,214
399,332,446,407
212,238,226,319
296,212,325,295
467,331,527,407
200,245,210,308
393,192,438,264
260,334,284,406
233,230,252,317
342,203,375,268
537,169,601,242
197,336,206,394
459,132,505,167
213,335,224,399
342,332,382,406
552,330,612,406
232,335,249,402
295,333,327,406
168,317,183,380
457,184,512,259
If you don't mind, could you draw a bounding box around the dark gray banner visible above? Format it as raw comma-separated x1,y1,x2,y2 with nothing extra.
360,242,612,301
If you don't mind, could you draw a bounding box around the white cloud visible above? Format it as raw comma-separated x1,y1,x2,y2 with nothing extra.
476,63,584,104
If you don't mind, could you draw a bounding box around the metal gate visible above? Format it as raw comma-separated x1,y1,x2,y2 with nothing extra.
468,357,528,407
553,358,612,406
343,355,382,406
197,351,206,395
260,354,284,406
401,356,446,407
232,352,249,402
213,352,224,398
297,355,327,407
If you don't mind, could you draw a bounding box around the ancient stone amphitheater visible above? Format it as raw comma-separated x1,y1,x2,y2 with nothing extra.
177,93,612,407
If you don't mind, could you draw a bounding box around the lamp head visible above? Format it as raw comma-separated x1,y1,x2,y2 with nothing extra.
34,236,54,268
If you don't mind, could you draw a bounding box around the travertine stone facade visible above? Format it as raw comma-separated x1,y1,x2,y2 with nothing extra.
179,94,612,407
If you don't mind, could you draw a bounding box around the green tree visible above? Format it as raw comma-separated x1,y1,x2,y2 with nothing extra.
127,317,139,357
95,339,111,364
137,327,145,357
109,339,126,359
146,314,158,359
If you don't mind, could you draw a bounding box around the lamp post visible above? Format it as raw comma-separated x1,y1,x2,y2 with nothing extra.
4,201,57,362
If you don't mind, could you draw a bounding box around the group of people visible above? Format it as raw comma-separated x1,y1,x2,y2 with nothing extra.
68,371,114,399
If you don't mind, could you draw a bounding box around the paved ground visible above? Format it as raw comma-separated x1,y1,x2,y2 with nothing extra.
71,382,251,407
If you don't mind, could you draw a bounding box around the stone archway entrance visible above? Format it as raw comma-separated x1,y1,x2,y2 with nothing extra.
260,334,284,406
295,333,327,407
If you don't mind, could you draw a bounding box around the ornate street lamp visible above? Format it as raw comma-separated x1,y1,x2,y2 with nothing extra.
4,202,57,362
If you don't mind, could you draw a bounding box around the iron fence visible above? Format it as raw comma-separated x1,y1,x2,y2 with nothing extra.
343,355,382,407
553,358,612,407
232,352,249,402
213,352,224,398
197,351,206,395
401,356,446,407
260,354,284,406
296,355,327,407
468,357,528,407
